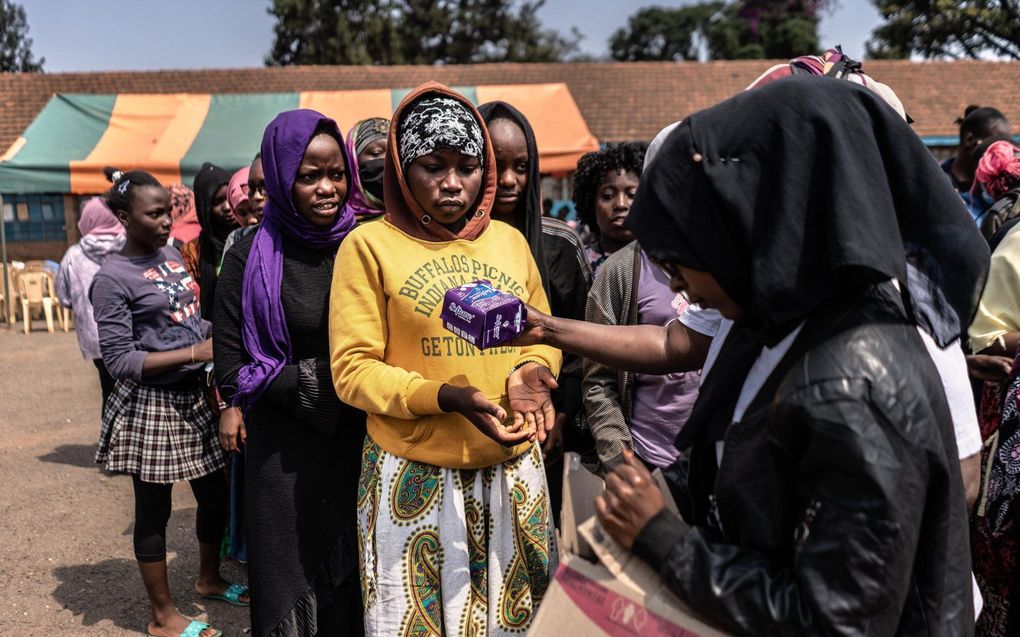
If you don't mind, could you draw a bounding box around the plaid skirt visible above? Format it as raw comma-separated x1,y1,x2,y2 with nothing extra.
96,378,226,484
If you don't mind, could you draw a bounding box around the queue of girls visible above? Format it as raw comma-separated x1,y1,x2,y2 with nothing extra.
54,47,1020,637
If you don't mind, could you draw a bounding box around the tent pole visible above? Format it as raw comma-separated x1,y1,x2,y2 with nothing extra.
0,193,9,328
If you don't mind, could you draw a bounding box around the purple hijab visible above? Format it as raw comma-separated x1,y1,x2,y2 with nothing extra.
233,109,356,406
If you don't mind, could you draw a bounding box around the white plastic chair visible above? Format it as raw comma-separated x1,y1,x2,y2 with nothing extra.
16,268,57,334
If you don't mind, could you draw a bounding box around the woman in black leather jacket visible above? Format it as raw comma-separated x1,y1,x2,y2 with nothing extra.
587,78,988,635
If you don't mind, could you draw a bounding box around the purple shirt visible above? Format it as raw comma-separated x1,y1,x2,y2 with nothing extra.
629,252,702,468
90,245,210,385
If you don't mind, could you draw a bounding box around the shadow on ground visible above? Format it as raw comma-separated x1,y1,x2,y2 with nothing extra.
37,444,100,469
51,557,211,633
51,507,209,634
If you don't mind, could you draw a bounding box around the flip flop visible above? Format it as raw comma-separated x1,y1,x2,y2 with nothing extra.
201,582,250,607
147,619,222,637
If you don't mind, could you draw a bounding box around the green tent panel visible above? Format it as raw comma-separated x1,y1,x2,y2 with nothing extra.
0,94,116,193
180,92,300,185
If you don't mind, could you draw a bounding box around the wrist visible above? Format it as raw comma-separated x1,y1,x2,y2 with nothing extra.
632,508,687,567
507,359,542,379
438,384,460,413
540,314,562,346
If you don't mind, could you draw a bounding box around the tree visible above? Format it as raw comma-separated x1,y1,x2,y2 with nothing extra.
0,0,44,72
267,0,402,65
867,0,1020,60
266,0,582,66
610,0,829,62
609,4,721,62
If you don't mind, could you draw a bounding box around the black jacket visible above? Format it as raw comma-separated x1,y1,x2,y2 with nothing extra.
634,284,974,636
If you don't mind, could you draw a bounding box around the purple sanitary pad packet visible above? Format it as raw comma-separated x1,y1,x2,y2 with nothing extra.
441,280,527,349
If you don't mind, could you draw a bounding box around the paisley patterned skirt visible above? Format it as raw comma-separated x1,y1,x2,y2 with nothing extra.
358,437,553,637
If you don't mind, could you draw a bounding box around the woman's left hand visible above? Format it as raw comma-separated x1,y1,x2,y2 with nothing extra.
507,362,558,443
218,406,247,453
596,451,665,550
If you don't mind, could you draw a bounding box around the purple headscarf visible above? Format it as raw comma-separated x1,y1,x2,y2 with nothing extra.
233,109,356,406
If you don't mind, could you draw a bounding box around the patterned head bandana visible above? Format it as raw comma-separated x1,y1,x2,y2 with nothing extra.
398,96,484,172
353,117,390,158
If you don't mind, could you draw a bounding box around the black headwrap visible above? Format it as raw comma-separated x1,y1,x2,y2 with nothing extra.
477,101,551,299
398,96,484,173
629,76,989,349
193,162,232,319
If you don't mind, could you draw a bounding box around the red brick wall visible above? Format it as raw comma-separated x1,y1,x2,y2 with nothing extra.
3,240,68,262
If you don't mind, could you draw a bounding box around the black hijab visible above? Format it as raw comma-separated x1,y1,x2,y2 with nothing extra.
629,76,988,348
193,162,232,319
477,101,551,299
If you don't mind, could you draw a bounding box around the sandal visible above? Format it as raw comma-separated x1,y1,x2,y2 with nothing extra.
147,619,222,637
201,582,250,607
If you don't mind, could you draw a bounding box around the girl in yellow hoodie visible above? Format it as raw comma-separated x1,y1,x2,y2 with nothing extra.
329,84,562,636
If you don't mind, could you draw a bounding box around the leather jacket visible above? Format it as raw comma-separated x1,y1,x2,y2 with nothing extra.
633,284,974,635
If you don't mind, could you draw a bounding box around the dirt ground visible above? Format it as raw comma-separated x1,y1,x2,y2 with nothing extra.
0,324,249,635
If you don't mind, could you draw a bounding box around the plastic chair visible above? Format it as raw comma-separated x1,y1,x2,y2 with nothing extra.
25,260,69,331
57,302,72,332
15,268,57,334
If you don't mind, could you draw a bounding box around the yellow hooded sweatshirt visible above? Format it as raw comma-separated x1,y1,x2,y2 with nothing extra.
329,83,561,469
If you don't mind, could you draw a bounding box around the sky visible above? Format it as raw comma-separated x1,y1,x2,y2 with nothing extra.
17,0,883,72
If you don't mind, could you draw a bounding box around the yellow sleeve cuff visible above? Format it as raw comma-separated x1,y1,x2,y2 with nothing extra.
514,347,562,378
407,378,446,416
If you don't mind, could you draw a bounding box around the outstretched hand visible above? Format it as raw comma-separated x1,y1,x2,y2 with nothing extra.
511,304,549,347
507,362,558,444
439,384,531,447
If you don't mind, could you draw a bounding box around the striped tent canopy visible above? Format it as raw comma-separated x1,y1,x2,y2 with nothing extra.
0,83,598,194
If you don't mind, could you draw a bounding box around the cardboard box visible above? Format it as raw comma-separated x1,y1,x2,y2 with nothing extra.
530,554,732,637
531,454,733,636
559,452,604,559
440,280,526,349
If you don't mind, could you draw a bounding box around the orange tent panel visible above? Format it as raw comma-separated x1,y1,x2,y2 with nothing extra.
299,90,393,135
70,94,211,193
8,84,597,195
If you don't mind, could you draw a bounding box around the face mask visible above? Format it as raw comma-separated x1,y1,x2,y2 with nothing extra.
359,158,385,203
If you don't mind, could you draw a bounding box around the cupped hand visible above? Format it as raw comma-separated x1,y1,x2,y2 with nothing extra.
439,384,531,447
507,362,558,444
595,450,665,550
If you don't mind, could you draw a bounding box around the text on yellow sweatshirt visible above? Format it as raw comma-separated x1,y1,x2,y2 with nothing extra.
329,218,562,469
